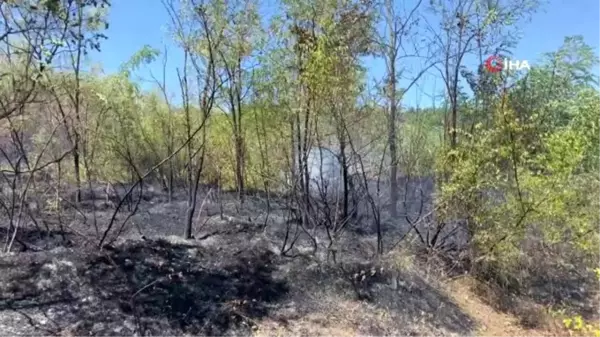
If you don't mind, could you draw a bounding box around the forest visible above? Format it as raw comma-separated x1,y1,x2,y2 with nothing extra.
0,0,598,335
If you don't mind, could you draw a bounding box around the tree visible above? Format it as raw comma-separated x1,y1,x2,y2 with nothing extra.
0,0,111,251
210,0,262,203
427,0,539,151
164,0,221,239
377,0,428,218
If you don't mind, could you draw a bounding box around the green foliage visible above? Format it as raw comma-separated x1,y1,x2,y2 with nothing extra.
437,37,600,274
400,108,444,176
119,46,160,78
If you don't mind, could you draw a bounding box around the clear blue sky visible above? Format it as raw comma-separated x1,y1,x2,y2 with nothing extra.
88,0,599,108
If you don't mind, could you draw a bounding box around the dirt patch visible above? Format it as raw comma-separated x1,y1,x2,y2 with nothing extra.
445,276,568,337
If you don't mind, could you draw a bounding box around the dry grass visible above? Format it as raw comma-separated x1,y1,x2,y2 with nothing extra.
252,292,454,337
445,276,572,337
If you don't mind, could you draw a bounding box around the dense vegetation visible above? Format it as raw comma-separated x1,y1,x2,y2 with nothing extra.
0,0,597,335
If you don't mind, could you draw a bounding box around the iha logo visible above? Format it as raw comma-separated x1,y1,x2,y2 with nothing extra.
484,55,530,73
484,55,503,73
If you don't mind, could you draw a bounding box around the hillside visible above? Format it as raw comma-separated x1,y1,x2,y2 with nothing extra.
0,0,598,336
0,186,595,336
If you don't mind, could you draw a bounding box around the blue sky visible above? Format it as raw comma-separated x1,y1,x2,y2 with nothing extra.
88,0,599,108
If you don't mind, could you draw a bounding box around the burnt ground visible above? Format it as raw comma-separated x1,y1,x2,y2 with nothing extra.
0,184,596,336
0,236,475,336
0,184,479,336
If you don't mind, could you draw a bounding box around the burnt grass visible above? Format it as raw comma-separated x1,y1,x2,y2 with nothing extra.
0,238,288,336
0,185,593,335
0,236,475,336
0,185,479,336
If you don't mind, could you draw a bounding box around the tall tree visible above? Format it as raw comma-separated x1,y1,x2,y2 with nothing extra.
377,0,430,218
427,0,539,150
212,0,262,204
46,0,110,202
164,0,221,239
